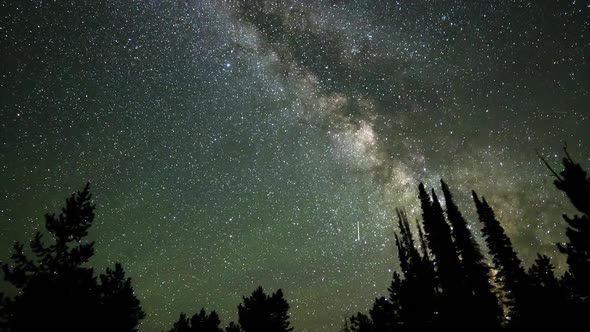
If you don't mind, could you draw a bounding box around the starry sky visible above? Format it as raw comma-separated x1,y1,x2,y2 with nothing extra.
1,0,589,331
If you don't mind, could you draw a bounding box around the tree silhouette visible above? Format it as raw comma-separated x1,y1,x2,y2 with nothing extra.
238,286,293,332
544,150,590,301
98,263,146,331
540,149,590,328
191,309,223,332
350,312,373,332
345,149,590,331
170,313,191,332
0,183,144,332
0,293,9,331
525,254,564,328
418,184,463,326
368,296,395,332
225,321,242,332
341,317,352,332
169,308,223,332
473,191,528,326
441,180,501,328
392,209,436,329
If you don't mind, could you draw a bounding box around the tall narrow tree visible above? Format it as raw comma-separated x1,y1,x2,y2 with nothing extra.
473,191,527,325
393,208,436,329
418,184,463,325
441,180,500,327
526,254,564,328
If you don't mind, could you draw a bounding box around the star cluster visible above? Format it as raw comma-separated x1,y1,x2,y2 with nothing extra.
1,1,589,331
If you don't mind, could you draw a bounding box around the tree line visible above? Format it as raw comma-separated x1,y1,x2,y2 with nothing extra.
0,184,292,332
346,149,590,331
0,149,588,332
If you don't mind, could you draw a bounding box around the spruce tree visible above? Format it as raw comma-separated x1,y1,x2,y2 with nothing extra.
170,313,191,332
385,273,404,328
545,151,590,301
225,322,241,332
392,208,436,329
191,309,223,332
349,312,373,332
540,149,590,328
238,287,293,332
369,297,395,332
169,308,223,332
341,317,352,332
418,184,463,326
473,191,527,325
441,180,500,327
526,254,564,328
98,263,145,332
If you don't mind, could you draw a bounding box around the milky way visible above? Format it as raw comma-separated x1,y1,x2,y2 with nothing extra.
1,1,589,331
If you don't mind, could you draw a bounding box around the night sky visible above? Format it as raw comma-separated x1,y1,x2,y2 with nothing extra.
1,1,589,331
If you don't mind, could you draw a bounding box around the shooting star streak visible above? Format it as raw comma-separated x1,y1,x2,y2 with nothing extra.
356,220,360,241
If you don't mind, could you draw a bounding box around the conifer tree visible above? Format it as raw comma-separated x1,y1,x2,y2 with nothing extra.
418,184,463,326
369,297,395,332
539,149,590,328
170,313,191,332
341,317,352,332
441,180,500,327
526,253,564,329
386,272,404,325
543,150,590,301
169,308,223,332
191,309,223,332
0,293,8,331
473,191,527,325
98,263,146,332
418,184,462,291
225,322,241,332
0,183,144,332
528,254,566,328
392,208,436,329
349,312,373,332
238,287,293,332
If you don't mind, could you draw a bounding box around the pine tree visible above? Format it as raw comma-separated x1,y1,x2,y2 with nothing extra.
369,297,395,332
392,209,436,329
524,254,566,329
539,149,590,328
544,151,590,301
191,309,223,332
441,180,500,327
170,313,191,332
349,312,373,332
418,184,463,326
0,183,144,332
528,255,559,296
169,308,223,332
0,293,8,331
341,317,352,332
238,287,293,332
473,191,527,325
98,263,145,332
225,322,241,332
386,272,404,327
